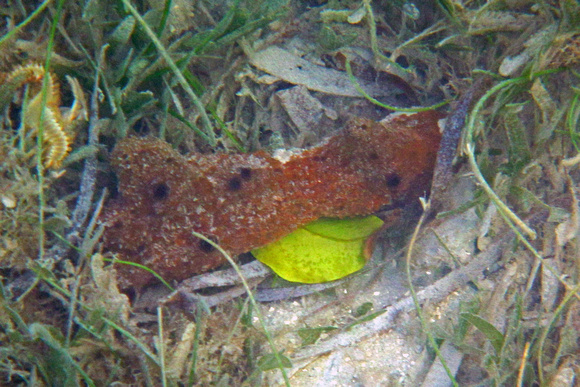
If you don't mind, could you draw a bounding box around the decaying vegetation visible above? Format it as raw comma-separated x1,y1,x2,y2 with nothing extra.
0,0,579,385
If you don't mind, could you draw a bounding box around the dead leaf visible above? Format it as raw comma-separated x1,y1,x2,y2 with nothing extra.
166,322,197,379
90,254,131,322
249,46,401,97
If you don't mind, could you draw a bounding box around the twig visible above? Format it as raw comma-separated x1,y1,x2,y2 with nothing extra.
429,80,479,211
189,231,291,386
290,233,513,362
50,46,106,261
166,277,263,311
68,50,103,236
255,279,350,302
165,260,269,293
406,200,458,386
421,341,464,387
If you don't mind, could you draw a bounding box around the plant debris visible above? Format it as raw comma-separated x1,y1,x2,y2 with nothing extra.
1,0,579,385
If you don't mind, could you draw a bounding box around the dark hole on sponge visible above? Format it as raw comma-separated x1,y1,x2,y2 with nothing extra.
199,239,216,253
386,173,401,188
152,183,169,200
111,220,123,229
240,167,252,180
227,176,243,191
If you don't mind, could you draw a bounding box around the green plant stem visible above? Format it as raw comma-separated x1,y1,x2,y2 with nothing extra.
29,323,96,386
102,317,159,364
104,257,175,291
406,199,459,387
188,308,204,386
158,307,167,387
463,73,559,240
345,60,449,112
465,143,536,239
0,0,53,47
567,91,580,151
120,0,217,146
36,0,66,265
64,276,81,348
33,266,160,369
190,231,291,387
537,283,580,383
395,22,446,53
362,0,410,75
464,69,580,302
157,0,173,37
53,230,176,292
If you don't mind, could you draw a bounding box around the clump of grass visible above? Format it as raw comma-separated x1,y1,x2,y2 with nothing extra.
403,1,580,384
0,0,292,384
1,0,579,385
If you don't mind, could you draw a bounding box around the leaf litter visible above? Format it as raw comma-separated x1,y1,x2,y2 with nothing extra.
0,0,579,385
